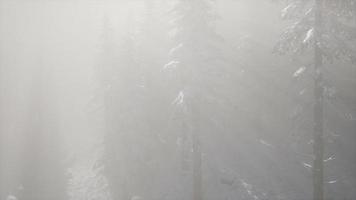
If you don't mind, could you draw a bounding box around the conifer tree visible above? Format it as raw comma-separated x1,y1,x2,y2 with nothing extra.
275,1,356,199
97,15,136,200
20,57,67,200
165,1,226,200
98,13,150,200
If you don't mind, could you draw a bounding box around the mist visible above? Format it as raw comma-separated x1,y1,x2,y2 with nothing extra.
0,0,355,200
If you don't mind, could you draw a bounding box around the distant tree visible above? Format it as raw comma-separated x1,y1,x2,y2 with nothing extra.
20,58,67,200
0,67,4,200
274,1,356,199
98,13,156,200
97,15,134,200
0,53,6,200
135,1,178,198
165,0,228,200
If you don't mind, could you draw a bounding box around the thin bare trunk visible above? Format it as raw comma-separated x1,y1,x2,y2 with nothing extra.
192,132,202,200
313,0,324,199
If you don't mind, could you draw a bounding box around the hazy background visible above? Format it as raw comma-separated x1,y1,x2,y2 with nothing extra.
0,0,355,200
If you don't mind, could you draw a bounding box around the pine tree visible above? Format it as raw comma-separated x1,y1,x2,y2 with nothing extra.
0,60,5,200
20,57,67,200
274,1,356,199
0,51,8,200
135,1,176,198
98,13,150,200
165,1,225,200
97,15,134,200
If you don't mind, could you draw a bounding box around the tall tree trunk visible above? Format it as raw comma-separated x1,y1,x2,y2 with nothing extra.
192,132,202,200
313,0,324,199
191,104,203,200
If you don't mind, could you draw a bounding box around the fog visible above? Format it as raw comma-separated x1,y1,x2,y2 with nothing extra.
0,0,355,200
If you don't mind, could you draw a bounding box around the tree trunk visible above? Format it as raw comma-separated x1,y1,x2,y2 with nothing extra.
192,132,202,200
313,0,324,199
